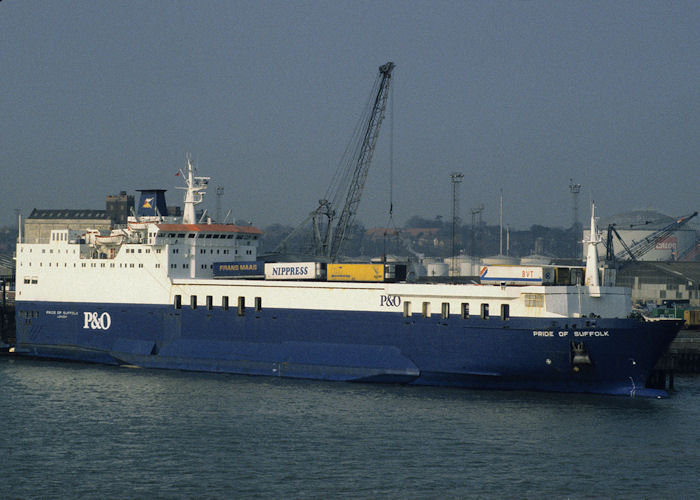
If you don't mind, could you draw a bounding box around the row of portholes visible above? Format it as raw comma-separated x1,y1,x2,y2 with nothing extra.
173,294,262,316
172,296,511,321
403,301,510,321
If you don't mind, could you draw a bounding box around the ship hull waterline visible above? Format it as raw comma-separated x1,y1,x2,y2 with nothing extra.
14,301,682,397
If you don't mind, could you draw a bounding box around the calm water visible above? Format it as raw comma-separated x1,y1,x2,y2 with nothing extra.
1,357,699,499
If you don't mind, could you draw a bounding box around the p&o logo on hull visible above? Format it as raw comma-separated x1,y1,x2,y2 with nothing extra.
83,312,112,330
380,295,401,307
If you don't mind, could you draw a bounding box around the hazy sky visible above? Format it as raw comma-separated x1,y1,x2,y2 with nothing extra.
1,1,698,231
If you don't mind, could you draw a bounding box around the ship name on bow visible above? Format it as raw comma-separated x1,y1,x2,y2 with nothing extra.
533,330,610,337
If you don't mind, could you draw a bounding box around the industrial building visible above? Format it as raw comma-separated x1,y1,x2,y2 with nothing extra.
585,210,698,262
105,191,135,225
23,209,113,244
23,192,134,244
585,210,700,306
616,262,700,308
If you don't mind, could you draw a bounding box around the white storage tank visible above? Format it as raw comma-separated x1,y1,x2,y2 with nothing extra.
424,261,449,277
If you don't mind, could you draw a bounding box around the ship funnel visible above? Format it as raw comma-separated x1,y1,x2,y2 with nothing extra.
136,190,169,218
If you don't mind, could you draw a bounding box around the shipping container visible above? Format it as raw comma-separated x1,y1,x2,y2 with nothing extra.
650,307,684,319
327,263,385,282
480,265,555,286
383,263,408,282
326,263,408,283
213,261,264,278
684,309,700,328
264,262,326,280
555,266,585,285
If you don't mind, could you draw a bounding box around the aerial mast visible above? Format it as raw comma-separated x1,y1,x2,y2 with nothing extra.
450,172,464,276
470,204,484,276
216,186,224,222
570,179,582,256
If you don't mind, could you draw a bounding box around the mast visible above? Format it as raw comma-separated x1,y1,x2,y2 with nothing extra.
584,203,601,286
178,156,211,224
16,211,22,244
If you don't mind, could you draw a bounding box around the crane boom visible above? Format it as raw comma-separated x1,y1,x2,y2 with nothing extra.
610,211,698,261
269,62,395,261
328,61,395,261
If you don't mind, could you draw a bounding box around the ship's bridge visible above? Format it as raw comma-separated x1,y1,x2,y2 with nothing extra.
153,223,263,279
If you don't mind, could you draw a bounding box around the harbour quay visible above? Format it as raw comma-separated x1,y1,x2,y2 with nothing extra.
656,329,700,373
648,328,700,391
0,278,14,348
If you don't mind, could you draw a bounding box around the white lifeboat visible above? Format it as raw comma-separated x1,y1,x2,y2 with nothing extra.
94,234,125,247
128,221,149,230
94,229,128,247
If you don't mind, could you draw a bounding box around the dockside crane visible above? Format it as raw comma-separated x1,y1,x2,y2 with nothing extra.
273,62,395,261
604,211,698,264
326,62,395,261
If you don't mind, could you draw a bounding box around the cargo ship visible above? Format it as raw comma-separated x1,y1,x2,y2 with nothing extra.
13,162,682,397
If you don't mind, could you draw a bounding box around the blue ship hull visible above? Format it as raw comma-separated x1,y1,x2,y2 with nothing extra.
15,301,682,397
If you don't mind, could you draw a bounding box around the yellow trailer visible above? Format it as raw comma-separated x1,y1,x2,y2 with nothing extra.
327,263,385,282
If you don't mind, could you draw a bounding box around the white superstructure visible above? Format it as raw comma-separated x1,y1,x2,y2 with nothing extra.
15,162,632,320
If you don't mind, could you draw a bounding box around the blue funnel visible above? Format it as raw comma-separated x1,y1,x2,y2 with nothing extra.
136,190,169,217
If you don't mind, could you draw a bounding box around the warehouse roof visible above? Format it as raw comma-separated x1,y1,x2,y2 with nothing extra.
28,209,110,220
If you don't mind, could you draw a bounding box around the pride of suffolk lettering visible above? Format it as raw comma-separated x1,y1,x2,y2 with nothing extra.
533,330,609,337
